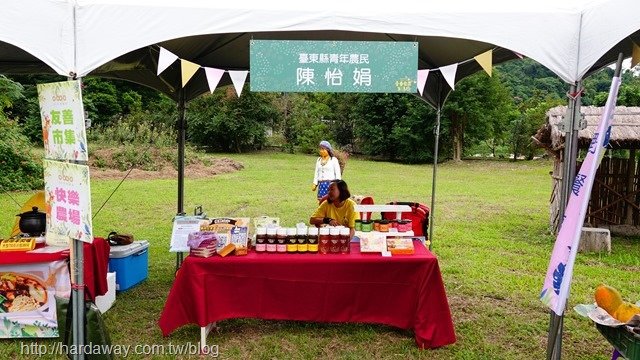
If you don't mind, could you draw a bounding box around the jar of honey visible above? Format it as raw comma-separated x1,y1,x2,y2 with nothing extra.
277,228,290,253
255,227,267,253
373,220,381,232
266,228,277,253
329,227,340,254
297,227,308,253
307,227,319,253
287,227,298,253
339,227,350,254
319,227,330,254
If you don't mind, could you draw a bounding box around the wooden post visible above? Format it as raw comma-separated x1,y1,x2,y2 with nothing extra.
625,149,637,225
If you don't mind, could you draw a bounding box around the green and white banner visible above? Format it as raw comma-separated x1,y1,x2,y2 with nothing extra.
250,40,418,93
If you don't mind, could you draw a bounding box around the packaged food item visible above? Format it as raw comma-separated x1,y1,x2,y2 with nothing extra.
307,227,319,253
218,243,236,257
296,227,308,253
319,227,330,254
386,237,415,255
379,220,390,232
329,227,340,254
232,227,249,255
278,228,291,253
360,232,386,253
255,227,267,253
339,227,350,254
266,228,277,253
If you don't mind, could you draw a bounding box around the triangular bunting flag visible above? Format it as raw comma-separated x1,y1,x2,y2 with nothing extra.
181,59,200,87
204,67,225,93
157,47,178,76
439,63,458,90
514,51,524,59
474,50,493,76
632,42,640,68
229,70,249,97
416,69,429,96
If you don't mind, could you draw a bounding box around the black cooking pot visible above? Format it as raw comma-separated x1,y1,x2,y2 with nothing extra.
17,206,46,235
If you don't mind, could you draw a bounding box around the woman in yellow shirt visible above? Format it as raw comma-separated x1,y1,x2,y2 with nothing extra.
310,180,359,238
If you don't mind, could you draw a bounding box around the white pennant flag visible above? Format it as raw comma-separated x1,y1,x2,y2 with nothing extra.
439,63,458,90
416,69,429,96
204,67,225,93
157,47,179,76
229,70,249,97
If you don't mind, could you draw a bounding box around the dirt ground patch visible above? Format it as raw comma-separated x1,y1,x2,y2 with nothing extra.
89,148,243,180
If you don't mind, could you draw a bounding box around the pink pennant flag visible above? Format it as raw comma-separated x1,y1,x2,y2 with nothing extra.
540,74,622,316
229,70,249,97
439,64,458,90
204,67,225,93
416,69,429,96
157,47,179,76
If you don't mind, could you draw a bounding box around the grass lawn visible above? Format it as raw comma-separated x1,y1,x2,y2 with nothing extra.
0,152,638,359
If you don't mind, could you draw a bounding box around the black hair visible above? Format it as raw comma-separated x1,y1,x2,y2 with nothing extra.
328,180,351,203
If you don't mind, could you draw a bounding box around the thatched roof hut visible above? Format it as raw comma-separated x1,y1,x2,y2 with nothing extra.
534,106,640,153
534,106,640,234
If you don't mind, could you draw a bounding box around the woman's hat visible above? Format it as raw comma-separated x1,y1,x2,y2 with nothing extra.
319,140,333,152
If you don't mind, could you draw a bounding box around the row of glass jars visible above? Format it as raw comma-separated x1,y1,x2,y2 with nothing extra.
255,226,350,254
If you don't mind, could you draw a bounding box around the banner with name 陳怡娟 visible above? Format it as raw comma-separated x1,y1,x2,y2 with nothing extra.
44,160,93,244
37,80,88,162
250,40,418,93
0,261,71,338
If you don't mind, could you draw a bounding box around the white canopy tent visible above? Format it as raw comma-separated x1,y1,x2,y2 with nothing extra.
2,2,640,358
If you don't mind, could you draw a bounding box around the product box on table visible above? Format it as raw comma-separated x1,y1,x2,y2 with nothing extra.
108,240,149,291
200,218,249,256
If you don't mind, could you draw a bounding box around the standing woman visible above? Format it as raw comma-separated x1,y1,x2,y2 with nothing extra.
312,140,341,203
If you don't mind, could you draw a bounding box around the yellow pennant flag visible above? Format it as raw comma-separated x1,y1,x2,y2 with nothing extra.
632,42,640,68
474,50,493,76
181,59,200,87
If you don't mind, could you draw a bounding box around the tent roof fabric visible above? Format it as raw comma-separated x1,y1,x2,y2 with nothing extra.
2,0,640,106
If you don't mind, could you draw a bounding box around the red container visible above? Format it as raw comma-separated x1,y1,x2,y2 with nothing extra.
397,219,412,232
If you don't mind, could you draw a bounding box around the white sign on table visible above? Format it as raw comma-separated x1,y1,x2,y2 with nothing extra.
37,80,88,162
170,217,205,252
43,160,93,244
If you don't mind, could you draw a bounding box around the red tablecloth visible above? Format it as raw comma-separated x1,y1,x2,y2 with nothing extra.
0,238,110,301
159,240,456,349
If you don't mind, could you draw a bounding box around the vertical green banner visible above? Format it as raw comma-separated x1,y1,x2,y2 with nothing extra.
250,40,418,93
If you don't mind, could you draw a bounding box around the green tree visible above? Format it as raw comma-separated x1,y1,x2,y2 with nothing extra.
0,76,43,191
187,86,280,153
443,71,516,161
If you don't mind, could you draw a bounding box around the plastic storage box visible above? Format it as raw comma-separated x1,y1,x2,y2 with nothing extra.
108,240,149,291
95,272,116,313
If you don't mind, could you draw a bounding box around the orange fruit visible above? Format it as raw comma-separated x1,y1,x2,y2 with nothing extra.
594,284,624,315
613,303,640,323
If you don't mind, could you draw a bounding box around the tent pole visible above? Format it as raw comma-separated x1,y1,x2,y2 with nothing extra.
428,106,441,250
547,82,578,360
568,81,583,203
558,84,577,230
176,90,186,271
67,72,85,360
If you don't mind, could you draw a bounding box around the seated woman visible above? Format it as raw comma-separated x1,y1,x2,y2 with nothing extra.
309,180,359,238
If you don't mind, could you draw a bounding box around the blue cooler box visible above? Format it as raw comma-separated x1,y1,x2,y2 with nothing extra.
108,240,149,291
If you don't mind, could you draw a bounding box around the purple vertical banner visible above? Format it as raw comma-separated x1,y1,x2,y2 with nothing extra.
540,76,621,315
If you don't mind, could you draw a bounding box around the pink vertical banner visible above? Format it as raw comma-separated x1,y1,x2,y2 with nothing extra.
540,76,621,315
